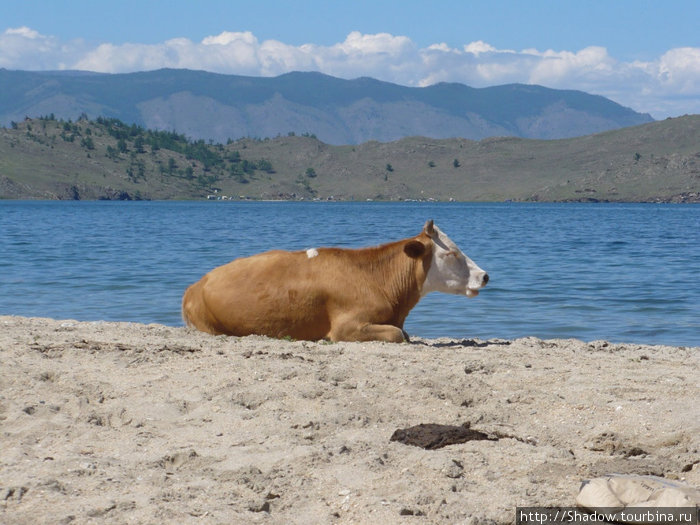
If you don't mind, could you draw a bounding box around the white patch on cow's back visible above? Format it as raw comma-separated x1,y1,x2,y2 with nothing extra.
306,248,319,258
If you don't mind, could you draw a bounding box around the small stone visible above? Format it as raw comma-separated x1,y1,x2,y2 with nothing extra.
248,500,270,513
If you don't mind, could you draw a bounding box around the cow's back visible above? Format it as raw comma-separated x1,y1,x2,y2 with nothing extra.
182,249,333,339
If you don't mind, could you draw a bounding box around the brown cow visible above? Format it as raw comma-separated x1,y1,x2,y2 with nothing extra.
182,220,488,342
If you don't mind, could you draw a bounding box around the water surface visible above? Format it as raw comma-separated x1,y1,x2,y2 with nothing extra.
1,201,697,346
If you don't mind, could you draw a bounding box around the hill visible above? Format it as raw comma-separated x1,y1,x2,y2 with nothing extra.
0,69,653,145
1,115,698,202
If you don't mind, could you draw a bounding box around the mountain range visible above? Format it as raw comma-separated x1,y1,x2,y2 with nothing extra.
0,68,653,145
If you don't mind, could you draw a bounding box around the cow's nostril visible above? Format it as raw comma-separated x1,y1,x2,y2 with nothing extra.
482,273,489,285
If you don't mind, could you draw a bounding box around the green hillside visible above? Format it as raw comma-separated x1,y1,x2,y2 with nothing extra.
1,115,698,202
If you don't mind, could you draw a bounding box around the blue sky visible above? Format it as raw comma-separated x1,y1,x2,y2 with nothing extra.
2,0,699,118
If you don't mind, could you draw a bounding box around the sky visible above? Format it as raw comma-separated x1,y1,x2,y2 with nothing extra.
2,0,699,119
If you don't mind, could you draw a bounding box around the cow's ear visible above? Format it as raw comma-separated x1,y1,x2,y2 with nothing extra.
404,240,426,258
423,219,435,237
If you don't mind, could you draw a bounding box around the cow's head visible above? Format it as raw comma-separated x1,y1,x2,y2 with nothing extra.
406,220,489,298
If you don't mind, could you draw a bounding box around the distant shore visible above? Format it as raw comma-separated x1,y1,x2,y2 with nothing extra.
1,315,698,523
3,115,700,202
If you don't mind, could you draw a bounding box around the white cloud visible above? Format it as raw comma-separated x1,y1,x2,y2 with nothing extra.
464,40,502,56
529,46,616,83
0,26,86,70
201,31,256,47
1,26,699,118
657,47,700,93
338,31,414,56
5,26,42,38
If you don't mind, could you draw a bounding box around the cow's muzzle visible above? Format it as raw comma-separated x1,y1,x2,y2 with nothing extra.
466,272,489,298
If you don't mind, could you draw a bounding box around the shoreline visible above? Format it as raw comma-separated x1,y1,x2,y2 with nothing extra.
1,315,698,523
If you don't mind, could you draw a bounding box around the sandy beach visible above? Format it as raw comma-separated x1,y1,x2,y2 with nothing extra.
1,315,698,524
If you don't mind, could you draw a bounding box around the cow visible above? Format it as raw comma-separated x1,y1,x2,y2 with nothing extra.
182,220,488,343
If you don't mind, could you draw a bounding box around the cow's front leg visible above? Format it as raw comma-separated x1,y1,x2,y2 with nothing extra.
329,319,407,343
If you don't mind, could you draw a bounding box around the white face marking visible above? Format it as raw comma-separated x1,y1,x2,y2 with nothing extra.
306,248,319,258
421,225,488,298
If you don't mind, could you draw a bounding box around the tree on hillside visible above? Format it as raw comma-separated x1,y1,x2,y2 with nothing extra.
81,136,95,150
257,159,275,173
229,164,248,183
167,157,177,175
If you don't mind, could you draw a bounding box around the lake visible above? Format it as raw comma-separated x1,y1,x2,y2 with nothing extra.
1,201,698,346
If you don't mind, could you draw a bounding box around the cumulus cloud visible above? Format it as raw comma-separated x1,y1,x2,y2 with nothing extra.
0,26,88,70
1,26,699,118
657,47,700,93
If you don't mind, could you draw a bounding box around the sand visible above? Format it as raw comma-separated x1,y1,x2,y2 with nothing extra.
1,315,698,524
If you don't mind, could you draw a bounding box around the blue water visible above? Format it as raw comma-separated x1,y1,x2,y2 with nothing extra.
1,201,698,346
